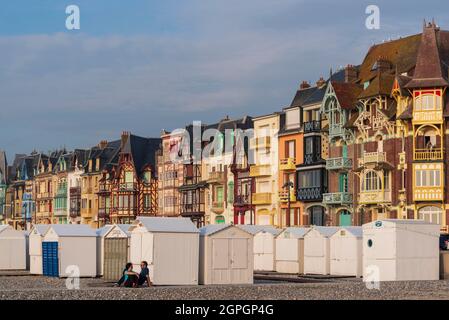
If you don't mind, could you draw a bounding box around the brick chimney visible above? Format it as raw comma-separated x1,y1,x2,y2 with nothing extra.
345,65,358,83
316,77,326,88
300,80,311,90
98,140,108,149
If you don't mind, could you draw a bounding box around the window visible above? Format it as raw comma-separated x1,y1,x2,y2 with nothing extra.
419,206,442,224
144,171,151,183
285,109,300,129
415,94,442,111
286,140,295,158
416,169,441,187
362,171,381,191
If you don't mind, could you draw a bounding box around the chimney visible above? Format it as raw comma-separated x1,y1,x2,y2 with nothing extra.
98,140,108,150
300,81,311,90
316,77,326,88
345,64,358,83
121,131,130,148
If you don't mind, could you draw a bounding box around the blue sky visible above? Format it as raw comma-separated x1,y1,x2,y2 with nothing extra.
1,0,449,160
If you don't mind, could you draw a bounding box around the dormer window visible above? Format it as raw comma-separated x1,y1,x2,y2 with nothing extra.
144,171,151,183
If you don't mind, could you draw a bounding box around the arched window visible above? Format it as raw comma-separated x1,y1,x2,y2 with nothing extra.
418,206,442,225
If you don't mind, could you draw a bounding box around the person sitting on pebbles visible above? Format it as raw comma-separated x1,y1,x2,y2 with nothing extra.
115,261,152,288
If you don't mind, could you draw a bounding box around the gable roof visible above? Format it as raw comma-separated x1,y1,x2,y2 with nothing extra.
121,134,161,177
278,227,311,238
46,224,97,237
31,224,50,235
199,224,232,236
339,226,363,238
331,82,363,109
136,217,198,233
311,226,340,237
237,225,281,236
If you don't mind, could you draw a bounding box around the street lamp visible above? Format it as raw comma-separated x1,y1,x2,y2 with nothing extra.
283,181,294,227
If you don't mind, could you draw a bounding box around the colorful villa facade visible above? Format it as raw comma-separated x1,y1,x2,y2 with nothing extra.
1,21,449,233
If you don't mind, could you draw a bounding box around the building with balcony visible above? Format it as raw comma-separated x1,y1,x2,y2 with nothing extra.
278,105,303,227
156,130,184,217
0,151,7,224
250,113,280,226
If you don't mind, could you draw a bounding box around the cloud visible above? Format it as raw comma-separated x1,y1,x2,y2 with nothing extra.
1,0,447,157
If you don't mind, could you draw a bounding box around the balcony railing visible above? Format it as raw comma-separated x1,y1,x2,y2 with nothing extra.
304,153,322,165
413,186,444,202
211,201,224,213
304,120,321,134
279,190,296,203
323,192,353,205
326,157,353,171
329,124,345,138
359,191,392,204
207,172,225,184
70,187,81,196
250,165,272,177
252,193,272,205
69,208,80,218
119,183,138,191
234,194,251,206
359,151,387,166
414,148,443,161
413,110,443,123
250,136,271,150
54,208,67,217
36,192,52,200
279,158,296,171
296,186,326,202
98,208,110,219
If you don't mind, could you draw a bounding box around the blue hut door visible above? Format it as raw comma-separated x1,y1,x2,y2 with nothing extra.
42,242,59,277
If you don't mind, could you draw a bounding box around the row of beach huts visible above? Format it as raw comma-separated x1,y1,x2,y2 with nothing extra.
0,218,441,284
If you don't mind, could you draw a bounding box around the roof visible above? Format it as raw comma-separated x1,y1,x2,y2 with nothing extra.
406,23,449,88
46,224,97,237
278,227,311,238
136,217,199,233
199,224,231,236
96,225,114,237
120,134,162,177
397,101,413,120
31,224,50,235
237,225,281,236
358,34,421,84
339,226,363,238
331,82,363,109
311,226,340,237
0,151,7,184
116,224,132,236
0,225,10,233
358,72,396,99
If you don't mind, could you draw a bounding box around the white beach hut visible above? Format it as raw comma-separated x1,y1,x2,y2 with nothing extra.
363,219,440,281
96,224,131,280
304,226,340,275
29,224,50,275
129,217,199,286
275,227,310,274
42,224,97,277
238,225,281,272
330,226,363,277
199,224,253,285
0,225,26,270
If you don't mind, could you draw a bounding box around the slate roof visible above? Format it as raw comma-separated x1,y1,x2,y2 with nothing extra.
136,217,199,233
120,134,162,177
406,23,449,88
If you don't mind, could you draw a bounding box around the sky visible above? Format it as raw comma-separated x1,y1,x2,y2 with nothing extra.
1,0,449,160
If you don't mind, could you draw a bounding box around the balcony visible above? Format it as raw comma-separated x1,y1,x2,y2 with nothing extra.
250,136,271,150
211,201,224,213
304,120,321,134
414,186,444,202
119,183,138,192
359,191,392,204
98,208,110,219
36,192,52,200
69,208,80,218
414,148,443,161
56,185,67,196
70,187,81,196
54,208,67,217
329,124,345,138
250,165,272,177
234,194,251,206
304,153,322,165
323,192,353,205
358,151,387,167
297,186,325,202
252,193,272,205
279,190,296,203
413,110,443,124
326,157,353,171
207,171,225,184
279,158,296,171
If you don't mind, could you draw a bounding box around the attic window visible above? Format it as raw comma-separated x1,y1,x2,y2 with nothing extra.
363,81,370,90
